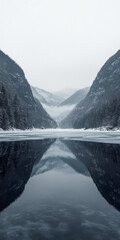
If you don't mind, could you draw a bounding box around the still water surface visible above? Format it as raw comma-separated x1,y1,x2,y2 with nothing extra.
0,138,120,240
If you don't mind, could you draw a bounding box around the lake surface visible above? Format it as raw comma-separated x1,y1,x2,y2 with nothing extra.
0,135,120,240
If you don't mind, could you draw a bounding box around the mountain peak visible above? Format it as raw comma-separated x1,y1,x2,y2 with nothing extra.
0,49,24,77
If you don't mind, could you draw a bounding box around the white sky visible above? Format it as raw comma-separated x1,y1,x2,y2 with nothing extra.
0,0,120,91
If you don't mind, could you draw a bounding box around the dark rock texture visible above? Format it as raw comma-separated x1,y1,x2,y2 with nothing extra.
61,50,120,129
0,50,57,130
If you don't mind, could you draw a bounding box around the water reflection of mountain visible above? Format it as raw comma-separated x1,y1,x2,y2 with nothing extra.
0,139,54,212
1,138,120,213
31,140,89,176
64,140,120,212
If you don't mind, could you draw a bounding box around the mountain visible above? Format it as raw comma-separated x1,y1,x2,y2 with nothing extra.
0,50,57,130
61,50,120,129
31,86,78,125
60,87,90,106
31,86,64,106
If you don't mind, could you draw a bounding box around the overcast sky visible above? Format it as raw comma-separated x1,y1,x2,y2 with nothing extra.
0,0,120,92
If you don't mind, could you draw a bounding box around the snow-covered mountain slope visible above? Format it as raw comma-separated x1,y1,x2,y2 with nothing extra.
61,50,120,129
31,86,64,106
60,87,90,106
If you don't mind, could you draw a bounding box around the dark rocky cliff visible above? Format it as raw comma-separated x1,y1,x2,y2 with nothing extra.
0,50,57,130
61,50,120,129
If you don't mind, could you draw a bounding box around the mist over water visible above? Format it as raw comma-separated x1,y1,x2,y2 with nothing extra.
42,104,76,124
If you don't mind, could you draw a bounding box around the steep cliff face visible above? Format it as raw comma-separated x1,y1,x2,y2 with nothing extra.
61,50,120,129
0,50,57,130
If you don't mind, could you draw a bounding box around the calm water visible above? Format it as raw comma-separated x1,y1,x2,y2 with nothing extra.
0,138,120,240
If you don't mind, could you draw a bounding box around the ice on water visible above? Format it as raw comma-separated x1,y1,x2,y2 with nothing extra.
0,128,120,144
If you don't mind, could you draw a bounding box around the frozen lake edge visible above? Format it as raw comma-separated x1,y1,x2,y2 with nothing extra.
0,128,120,144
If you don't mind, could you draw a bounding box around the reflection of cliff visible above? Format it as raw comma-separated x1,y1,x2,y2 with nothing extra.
32,140,89,176
0,139,54,212
64,140,120,211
